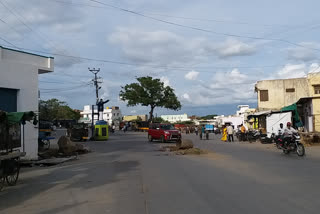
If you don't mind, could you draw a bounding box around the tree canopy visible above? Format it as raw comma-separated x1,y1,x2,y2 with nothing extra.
200,114,217,120
119,76,181,122
39,99,80,121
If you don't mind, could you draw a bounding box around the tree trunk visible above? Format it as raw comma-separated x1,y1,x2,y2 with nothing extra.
149,106,155,123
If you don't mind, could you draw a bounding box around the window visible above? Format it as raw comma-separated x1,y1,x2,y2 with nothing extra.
113,113,115,116
117,113,119,116
314,85,320,94
260,90,269,102
0,88,17,112
286,88,295,93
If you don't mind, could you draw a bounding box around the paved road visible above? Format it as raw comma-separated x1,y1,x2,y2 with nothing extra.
1,132,320,214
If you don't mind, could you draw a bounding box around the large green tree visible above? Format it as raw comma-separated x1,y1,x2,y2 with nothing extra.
119,76,181,122
39,98,80,121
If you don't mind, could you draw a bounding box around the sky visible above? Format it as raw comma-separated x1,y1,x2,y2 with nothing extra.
1,0,320,116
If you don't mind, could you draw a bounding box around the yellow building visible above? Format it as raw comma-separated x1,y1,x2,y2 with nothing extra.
255,73,320,132
123,115,148,122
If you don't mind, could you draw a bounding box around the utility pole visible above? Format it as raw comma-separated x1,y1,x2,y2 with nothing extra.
89,68,101,139
89,67,101,103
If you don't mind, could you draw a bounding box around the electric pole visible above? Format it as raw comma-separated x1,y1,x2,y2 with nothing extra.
89,67,101,103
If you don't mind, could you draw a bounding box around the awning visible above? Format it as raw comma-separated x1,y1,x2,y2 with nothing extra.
296,96,320,104
281,103,303,127
250,110,272,117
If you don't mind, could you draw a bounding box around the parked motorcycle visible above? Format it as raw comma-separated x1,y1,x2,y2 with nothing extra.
247,130,260,142
276,133,305,156
260,133,275,144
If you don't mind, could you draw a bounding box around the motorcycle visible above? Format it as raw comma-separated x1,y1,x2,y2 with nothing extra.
277,133,305,156
246,130,260,142
260,133,275,144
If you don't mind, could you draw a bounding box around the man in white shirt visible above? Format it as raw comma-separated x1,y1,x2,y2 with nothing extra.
283,122,298,147
227,124,234,142
283,122,298,137
277,123,285,136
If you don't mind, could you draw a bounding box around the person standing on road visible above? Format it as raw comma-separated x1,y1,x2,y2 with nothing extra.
195,126,199,136
221,125,227,142
227,125,234,142
240,124,246,141
200,125,205,140
205,129,209,140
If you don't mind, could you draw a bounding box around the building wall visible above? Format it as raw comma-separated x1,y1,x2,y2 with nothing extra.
0,47,53,159
161,114,190,123
306,74,320,132
256,78,309,110
80,105,122,125
123,115,148,122
312,99,320,132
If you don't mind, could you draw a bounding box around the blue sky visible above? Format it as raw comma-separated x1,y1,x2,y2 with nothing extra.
1,0,320,116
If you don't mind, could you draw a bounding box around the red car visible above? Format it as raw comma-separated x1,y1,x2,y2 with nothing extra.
148,123,181,143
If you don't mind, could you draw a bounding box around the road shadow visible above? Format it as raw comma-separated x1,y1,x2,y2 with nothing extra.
0,135,142,212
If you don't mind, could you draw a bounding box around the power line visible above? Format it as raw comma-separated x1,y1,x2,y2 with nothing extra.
0,0,82,67
46,0,293,28
40,82,92,93
86,0,320,52
0,35,19,49
0,44,308,73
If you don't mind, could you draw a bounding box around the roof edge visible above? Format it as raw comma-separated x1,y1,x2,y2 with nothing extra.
0,45,54,59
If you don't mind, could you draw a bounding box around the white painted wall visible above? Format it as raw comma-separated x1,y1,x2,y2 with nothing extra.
0,46,53,160
266,112,292,137
161,114,190,123
80,105,122,125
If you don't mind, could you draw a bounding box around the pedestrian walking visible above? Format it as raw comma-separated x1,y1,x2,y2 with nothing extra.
221,125,227,142
227,125,234,142
205,129,209,140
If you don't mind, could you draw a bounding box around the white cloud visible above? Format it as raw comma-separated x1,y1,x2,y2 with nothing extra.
287,42,319,62
108,28,256,75
212,38,256,58
185,71,199,80
182,93,191,101
309,63,320,73
276,64,307,79
109,27,207,67
160,76,170,87
180,69,258,106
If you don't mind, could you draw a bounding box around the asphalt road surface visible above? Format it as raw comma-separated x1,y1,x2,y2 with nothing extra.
1,132,320,214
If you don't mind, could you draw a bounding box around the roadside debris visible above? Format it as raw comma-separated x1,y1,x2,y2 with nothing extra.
301,133,320,146
21,136,91,167
21,156,77,167
176,139,193,149
58,136,77,155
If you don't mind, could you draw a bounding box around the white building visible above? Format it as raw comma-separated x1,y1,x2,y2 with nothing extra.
80,105,122,125
236,105,250,116
0,46,54,159
161,114,191,123
216,105,255,129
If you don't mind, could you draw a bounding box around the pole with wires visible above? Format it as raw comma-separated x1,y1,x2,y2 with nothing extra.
89,68,101,139
89,67,101,104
